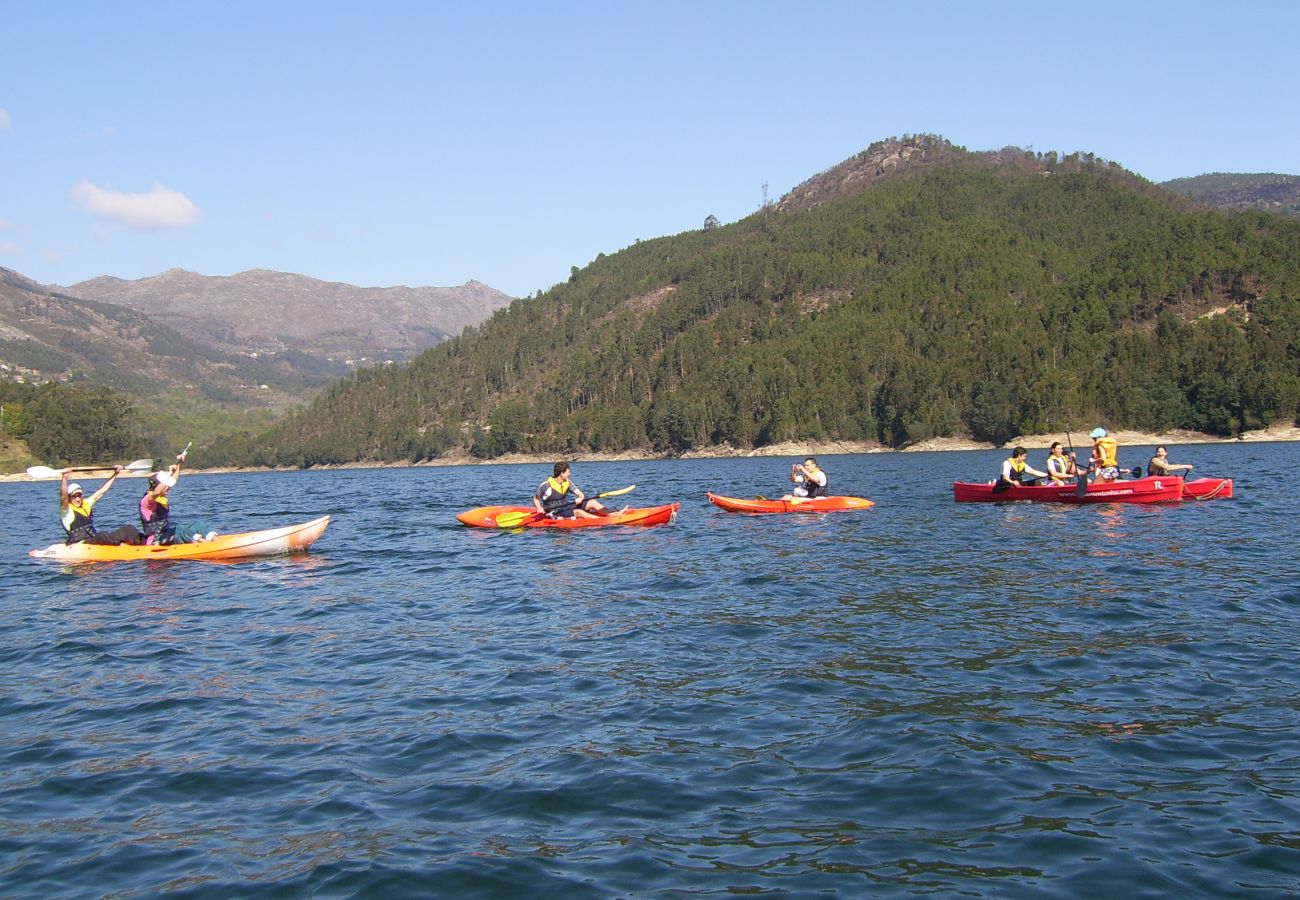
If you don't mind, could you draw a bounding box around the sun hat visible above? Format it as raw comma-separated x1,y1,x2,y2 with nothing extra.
150,471,177,488
67,482,84,496
1089,427,1107,439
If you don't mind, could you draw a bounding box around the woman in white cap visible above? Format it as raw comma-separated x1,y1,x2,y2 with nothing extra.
60,467,145,545
139,448,217,543
1089,427,1120,482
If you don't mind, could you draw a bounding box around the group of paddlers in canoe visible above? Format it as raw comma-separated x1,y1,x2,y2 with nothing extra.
995,427,1194,491
952,427,1233,504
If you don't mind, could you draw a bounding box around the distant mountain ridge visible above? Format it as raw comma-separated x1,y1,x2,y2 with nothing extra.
68,268,514,364
1161,173,1300,219
0,265,329,410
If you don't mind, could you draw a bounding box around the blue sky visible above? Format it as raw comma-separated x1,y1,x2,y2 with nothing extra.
2,1,1297,298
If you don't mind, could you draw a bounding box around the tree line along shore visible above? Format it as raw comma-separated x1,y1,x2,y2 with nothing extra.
6,424,1293,483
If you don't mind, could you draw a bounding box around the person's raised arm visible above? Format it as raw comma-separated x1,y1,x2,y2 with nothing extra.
90,465,123,504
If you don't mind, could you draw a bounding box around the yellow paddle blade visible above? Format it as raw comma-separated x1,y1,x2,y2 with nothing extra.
495,510,542,528
596,484,636,498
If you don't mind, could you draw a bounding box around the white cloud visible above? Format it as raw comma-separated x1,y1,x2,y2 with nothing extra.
0,108,10,130
72,180,201,230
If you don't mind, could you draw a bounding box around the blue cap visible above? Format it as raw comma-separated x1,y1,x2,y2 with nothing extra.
1089,427,1107,439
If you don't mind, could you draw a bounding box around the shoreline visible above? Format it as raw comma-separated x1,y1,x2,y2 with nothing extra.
4,424,1296,481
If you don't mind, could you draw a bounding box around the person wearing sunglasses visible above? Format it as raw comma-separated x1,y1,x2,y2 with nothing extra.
60,467,145,545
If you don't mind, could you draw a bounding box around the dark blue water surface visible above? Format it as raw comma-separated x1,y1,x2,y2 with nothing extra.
3,444,1300,897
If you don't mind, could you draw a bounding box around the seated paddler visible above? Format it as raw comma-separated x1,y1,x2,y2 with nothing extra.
533,462,623,520
998,447,1049,488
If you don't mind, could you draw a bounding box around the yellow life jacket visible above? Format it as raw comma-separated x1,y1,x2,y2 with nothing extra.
539,476,574,514
1093,437,1118,467
62,497,97,543
1047,452,1070,477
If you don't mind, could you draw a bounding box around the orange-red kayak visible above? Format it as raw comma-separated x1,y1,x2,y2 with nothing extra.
457,503,679,528
29,515,331,562
706,493,875,514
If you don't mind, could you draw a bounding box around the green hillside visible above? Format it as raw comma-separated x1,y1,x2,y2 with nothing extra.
215,138,1300,466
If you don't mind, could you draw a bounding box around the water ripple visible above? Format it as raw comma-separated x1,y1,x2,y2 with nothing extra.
2,453,1299,895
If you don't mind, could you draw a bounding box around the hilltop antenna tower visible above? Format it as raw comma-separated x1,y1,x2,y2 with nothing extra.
761,182,770,211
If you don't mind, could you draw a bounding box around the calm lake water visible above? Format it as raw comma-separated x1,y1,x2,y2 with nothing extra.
3,443,1299,897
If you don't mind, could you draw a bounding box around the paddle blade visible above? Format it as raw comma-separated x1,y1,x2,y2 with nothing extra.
495,510,542,528
1130,466,1143,478
596,484,636,498
991,479,1012,494
25,458,153,478
1076,475,1089,496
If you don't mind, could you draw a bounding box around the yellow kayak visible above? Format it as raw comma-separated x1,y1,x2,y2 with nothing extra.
29,515,330,562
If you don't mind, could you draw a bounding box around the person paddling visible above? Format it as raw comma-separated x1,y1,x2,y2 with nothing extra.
533,462,625,520
140,448,218,544
1147,446,1194,478
60,467,145,545
1089,427,1120,482
1045,442,1079,483
782,458,829,501
997,447,1049,489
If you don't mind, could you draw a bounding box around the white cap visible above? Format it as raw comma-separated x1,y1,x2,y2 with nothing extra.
67,482,84,496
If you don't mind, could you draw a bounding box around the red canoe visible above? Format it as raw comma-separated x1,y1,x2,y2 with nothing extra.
706,493,875,514
457,503,679,529
1182,477,1233,500
953,476,1185,504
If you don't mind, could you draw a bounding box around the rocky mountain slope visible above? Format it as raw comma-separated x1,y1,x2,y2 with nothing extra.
1161,173,1300,219
68,269,514,364
0,267,323,409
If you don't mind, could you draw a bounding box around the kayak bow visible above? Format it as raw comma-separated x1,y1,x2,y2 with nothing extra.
1181,477,1234,500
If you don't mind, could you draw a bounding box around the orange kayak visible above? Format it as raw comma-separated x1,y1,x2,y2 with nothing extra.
706,493,875,514
457,503,679,529
29,515,330,562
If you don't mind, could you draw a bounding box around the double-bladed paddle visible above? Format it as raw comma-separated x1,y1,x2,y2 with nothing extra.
25,458,154,479
494,485,637,528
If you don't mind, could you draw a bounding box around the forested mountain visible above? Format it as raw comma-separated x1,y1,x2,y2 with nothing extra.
70,269,513,364
1162,173,1300,219
212,136,1300,467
